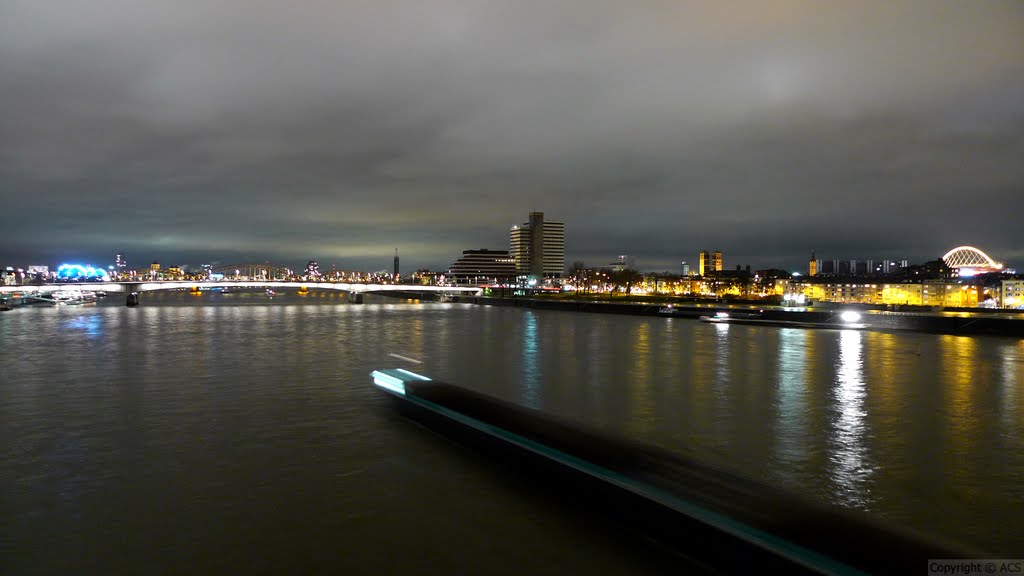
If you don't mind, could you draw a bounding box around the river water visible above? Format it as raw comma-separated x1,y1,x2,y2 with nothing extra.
2,290,1022,574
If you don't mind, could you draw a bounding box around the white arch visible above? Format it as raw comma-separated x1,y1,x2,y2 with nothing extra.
942,246,1001,269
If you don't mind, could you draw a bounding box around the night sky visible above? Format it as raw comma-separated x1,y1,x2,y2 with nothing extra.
2,1,1022,273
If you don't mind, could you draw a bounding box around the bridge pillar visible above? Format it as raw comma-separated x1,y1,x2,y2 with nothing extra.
348,291,364,304
125,283,141,307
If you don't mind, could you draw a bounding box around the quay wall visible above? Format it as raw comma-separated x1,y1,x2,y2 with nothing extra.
451,296,1024,337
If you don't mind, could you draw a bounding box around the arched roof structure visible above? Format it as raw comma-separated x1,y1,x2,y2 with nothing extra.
941,246,1002,271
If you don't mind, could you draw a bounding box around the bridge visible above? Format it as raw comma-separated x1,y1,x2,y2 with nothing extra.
942,245,1003,273
0,281,483,305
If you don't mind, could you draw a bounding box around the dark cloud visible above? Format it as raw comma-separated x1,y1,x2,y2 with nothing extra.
1,0,1022,272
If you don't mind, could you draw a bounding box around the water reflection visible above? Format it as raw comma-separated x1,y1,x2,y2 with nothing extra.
626,322,653,436
774,329,808,471
1003,346,1021,443
939,335,978,461
63,314,104,338
713,322,731,397
521,312,540,408
830,329,872,509
4,297,1023,561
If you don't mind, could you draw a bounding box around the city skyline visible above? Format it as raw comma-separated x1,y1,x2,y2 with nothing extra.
1,2,1022,271
4,240,1013,278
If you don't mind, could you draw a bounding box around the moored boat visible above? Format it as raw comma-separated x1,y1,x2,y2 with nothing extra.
49,290,97,305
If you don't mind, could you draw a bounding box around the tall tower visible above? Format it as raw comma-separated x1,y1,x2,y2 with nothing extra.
115,253,126,279
528,212,544,277
699,250,723,276
699,251,709,276
510,211,565,279
809,251,818,277
393,249,400,280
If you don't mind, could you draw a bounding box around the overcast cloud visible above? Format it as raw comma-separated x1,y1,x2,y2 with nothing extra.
1,1,1022,272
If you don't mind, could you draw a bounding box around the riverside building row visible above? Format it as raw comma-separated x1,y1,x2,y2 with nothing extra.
447,211,565,285
604,273,1022,309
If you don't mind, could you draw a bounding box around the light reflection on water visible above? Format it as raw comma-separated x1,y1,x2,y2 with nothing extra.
625,322,653,436
830,329,872,510
520,311,540,408
773,328,809,477
2,293,1023,571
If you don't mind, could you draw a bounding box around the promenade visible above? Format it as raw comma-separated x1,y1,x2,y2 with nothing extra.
452,295,1024,337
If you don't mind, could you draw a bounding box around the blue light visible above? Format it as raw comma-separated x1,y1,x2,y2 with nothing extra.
57,263,110,281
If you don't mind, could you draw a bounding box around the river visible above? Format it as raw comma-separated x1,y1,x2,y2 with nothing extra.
2,290,1022,574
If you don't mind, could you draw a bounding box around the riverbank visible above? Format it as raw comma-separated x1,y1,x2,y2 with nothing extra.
450,295,1024,337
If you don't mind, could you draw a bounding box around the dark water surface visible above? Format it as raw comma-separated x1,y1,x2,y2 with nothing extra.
2,291,1022,573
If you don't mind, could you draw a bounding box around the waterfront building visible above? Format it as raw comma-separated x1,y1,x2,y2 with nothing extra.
698,250,723,276
164,266,184,281
27,265,49,280
814,256,909,276
509,211,565,278
448,249,517,285
305,261,320,279
1001,280,1024,308
809,251,817,277
782,277,998,307
681,261,690,276
413,269,442,285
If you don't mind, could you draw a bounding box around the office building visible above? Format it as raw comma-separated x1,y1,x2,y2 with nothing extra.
509,211,565,278
448,249,517,284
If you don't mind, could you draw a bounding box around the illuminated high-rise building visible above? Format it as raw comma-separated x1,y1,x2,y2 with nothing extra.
509,211,564,278
809,251,818,276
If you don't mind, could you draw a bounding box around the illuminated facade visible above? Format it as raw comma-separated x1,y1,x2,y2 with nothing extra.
448,249,516,284
814,258,909,276
783,279,995,307
509,211,565,278
56,263,110,281
1001,280,1024,309
698,250,723,276
305,261,320,278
